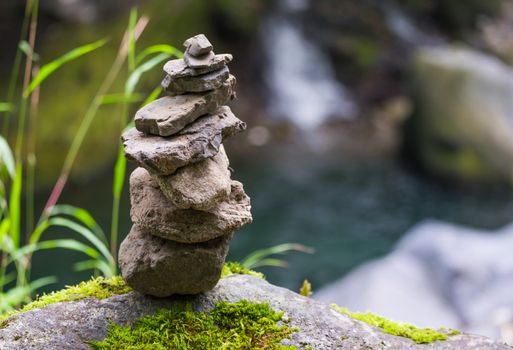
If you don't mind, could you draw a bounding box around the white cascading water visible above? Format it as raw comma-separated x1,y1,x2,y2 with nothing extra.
262,0,358,130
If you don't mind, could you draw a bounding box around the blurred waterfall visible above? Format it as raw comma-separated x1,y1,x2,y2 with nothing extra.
262,0,357,130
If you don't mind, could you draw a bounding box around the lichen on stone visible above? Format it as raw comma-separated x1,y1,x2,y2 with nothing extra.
331,304,460,344
90,300,297,350
0,276,131,322
221,261,265,279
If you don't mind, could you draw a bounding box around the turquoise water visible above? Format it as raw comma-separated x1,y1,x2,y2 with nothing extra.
31,153,513,293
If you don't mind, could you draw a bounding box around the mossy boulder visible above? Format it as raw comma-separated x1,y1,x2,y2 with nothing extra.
410,46,513,184
0,274,509,349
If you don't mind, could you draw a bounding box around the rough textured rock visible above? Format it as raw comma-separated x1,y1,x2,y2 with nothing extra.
135,75,236,136
183,34,213,57
130,168,252,243
123,106,246,175
184,50,217,69
315,220,513,343
162,54,233,79
411,46,513,183
162,66,230,95
0,275,509,350
155,145,231,210
118,226,230,297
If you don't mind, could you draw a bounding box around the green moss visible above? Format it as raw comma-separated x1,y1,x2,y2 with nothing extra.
0,276,131,322
90,300,298,350
298,279,312,297
221,261,265,279
331,305,460,344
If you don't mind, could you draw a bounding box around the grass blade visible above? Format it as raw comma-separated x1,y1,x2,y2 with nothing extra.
0,219,10,244
48,205,107,244
8,164,22,249
25,38,108,96
13,239,101,264
0,103,15,113
127,8,138,71
142,86,162,106
135,44,183,64
74,259,113,277
125,53,171,94
0,136,15,178
18,40,40,62
47,217,113,265
246,258,288,269
241,243,315,269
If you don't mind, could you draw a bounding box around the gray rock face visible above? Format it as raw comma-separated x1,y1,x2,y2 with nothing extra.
184,51,217,69
315,220,513,344
135,75,236,136
411,46,513,183
162,66,230,95
162,54,233,79
130,167,252,243
123,106,246,175
0,275,508,350
183,34,213,57
119,226,230,297
155,145,231,210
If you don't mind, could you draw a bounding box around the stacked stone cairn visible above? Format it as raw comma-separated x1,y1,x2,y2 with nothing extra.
118,34,253,297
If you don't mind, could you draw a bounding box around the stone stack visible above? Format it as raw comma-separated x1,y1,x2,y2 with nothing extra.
118,34,252,297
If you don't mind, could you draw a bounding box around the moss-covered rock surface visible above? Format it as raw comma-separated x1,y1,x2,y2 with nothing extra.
0,274,509,349
90,300,296,350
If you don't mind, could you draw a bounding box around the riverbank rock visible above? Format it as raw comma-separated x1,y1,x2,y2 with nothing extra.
315,220,513,344
0,274,509,350
129,168,252,243
410,46,513,183
119,35,252,297
123,106,245,176
155,145,232,210
118,227,231,296
134,75,236,136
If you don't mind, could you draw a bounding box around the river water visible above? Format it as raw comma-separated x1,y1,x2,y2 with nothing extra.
27,0,513,294
31,152,513,294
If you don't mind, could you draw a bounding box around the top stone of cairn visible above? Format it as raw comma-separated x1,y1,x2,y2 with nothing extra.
183,34,213,57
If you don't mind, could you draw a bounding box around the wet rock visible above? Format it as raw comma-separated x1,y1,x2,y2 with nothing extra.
135,75,236,136
123,106,246,175
0,274,508,350
162,66,230,95
162,54,233,79
119,225,230,297
183,34,213,57
184,50,217,69
155,145,231,210
411,46,513,183
130,167,252,243
315,220,513,342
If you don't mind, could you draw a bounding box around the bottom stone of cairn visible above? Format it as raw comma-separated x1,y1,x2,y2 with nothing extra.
119,226,231,297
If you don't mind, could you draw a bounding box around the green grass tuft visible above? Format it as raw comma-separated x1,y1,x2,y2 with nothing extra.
90,300,297,350
0,276,131,322
221,261,266,279
331,304,460,344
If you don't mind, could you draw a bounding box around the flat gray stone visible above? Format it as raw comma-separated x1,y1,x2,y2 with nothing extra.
162,66,230,95
183,34,213,57
129,167,252,243
184,50,217,69
119,225,230,297
135,75,236,136
0,275,508,350
123,106,246,175
162,54,233,79
155,145,231,210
